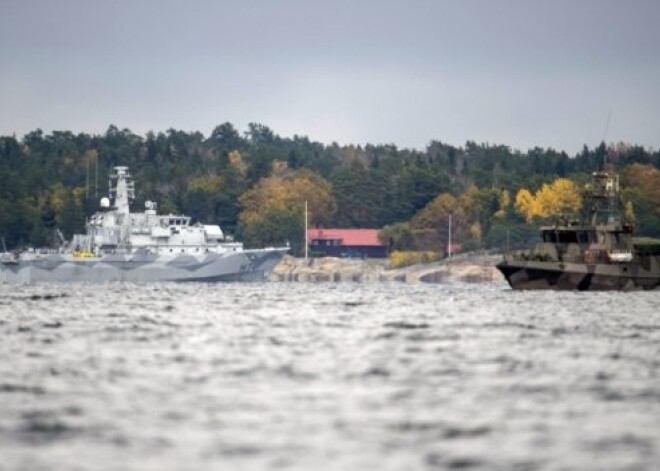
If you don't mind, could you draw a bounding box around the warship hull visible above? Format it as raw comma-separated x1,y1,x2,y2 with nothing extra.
497,259,660,291
0,248,288,284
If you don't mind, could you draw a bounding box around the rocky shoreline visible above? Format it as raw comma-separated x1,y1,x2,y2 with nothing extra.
269,252,506,284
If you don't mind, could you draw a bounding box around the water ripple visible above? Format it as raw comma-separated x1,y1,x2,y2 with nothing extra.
0,282,658,470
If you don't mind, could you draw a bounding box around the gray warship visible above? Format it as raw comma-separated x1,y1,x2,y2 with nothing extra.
497,171,660,290
0,166,288,283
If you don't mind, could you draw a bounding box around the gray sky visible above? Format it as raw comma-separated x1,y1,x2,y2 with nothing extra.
1,0,659,154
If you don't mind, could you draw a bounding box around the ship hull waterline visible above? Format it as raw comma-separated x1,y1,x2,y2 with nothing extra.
0,248,288,283
497,259,660,291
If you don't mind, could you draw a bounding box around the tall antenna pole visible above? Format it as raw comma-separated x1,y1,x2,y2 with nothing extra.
304,200,308,260
602,109,612,169
602,109,612,144
448,214,452,258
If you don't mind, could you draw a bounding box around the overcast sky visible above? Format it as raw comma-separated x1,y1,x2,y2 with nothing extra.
1,0,659,154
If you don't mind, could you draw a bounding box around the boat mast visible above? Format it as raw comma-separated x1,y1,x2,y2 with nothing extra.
110,166,134,215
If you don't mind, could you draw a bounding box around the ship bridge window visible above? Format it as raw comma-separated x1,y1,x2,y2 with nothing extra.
577,232,590,244
557,232,578,244
542,232,557,243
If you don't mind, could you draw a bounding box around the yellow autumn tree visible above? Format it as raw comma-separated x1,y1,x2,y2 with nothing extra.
228,150,247,177
239,169,337,253
494,189,510,220
514,188,536,222
536,178,582,217
188,174,223,193
515,178,582,222
458,185,481,224
411,193,459,230
469,222,482,241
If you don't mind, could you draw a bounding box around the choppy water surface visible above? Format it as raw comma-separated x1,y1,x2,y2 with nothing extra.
1,282,659,470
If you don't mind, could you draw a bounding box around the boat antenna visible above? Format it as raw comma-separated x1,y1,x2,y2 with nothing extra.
602,109,612,144
601,109,612,169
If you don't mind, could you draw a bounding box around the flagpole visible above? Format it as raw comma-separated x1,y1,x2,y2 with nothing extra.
304,200,308,260
448,214,452,258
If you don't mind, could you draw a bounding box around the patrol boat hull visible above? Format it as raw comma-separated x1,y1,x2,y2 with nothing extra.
496,171,660,291
1,248,288,284
496,259,660,291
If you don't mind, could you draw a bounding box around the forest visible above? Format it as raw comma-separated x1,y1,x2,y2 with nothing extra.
1,123,659,256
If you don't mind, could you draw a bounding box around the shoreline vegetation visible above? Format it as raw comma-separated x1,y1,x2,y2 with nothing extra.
1,125,659,257
270,252,505,284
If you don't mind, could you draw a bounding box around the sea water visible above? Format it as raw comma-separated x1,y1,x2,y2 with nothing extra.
0,282,659,470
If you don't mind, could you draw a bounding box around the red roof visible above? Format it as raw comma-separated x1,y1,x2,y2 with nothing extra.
307,228,383,247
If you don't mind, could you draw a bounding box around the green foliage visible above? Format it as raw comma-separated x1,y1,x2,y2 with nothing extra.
379,222,414,251
239,206,302,252
1,127,659,252
331,159,383,227
59,189,84,239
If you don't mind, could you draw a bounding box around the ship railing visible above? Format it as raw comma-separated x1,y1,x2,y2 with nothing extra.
505,247,615,265
503,250,554,262
559,253,584,264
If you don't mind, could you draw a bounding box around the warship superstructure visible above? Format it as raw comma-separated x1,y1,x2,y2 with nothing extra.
0,166,288,283
497,171,660,290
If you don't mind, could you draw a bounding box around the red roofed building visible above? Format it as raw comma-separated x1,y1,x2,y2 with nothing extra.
307,228,387,258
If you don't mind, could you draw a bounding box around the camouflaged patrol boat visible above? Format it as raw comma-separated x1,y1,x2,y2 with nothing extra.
497,171,660,290
0,166,288,283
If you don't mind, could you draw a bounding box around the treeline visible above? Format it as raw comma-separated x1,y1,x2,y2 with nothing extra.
1,123,659,254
